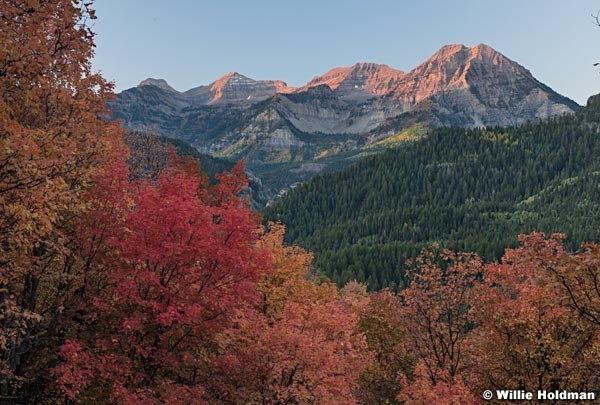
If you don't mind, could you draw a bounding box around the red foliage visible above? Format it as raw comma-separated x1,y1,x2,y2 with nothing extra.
211,300,370,404
54,164,270,403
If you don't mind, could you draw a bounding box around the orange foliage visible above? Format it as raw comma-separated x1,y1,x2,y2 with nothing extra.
357,289,411,403
399,248,484,392
0,0,127,399
256,222,337,316
207,223,372,404
469,233,600,394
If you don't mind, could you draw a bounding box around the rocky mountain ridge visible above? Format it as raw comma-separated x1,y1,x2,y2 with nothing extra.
297,62,406,96
110,43,580,202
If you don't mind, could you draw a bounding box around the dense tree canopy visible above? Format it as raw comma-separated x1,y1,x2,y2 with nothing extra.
264,102,600,290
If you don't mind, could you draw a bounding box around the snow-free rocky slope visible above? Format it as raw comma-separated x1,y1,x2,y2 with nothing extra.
110,44,579,201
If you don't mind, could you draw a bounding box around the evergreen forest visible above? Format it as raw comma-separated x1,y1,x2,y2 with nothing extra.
264,100,600,290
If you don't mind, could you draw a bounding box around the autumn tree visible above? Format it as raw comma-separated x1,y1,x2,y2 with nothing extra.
548,241,600,329
207,223,372,404
396,247,483,404
0,0,126,400
469,234,600,396
357,289,412,404
254,223,335,317
52,162,271,403
123,130,175,181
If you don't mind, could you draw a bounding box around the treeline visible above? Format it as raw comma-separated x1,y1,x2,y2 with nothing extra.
264,101,600,290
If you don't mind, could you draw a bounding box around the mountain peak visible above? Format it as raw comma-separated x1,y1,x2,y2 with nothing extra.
137,78,178,92
212,72,254,88
390,43,529,104
299,62,405,95
221,71,250,81
350,62,393,71
471,43,495,53
433,43,468,56
423,43,507,67
209,72,255,101
421,43,504,65
208,72,295,103
468,43,506,63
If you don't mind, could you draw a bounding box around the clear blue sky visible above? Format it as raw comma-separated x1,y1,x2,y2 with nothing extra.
92,0,599,105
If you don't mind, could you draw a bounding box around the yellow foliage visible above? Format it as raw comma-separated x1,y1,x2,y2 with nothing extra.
257,222,338,317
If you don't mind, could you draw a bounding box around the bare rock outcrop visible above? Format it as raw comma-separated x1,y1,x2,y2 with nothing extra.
110,43,579,171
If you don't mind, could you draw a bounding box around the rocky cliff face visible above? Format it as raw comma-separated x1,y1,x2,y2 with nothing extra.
207,72,294,103
110,44,579,200
382,44,577,127
134,72,295,106
298,63,405,97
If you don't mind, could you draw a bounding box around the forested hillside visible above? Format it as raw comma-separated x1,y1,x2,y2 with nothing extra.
123,130,270,206
264,97,600,290
123,131,232,180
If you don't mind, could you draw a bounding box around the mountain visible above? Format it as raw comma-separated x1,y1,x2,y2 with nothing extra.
109,44,579,201
138,78,178,93
297,62,405,96
384,44,577,127
181,72,295,105
263,95,600,290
